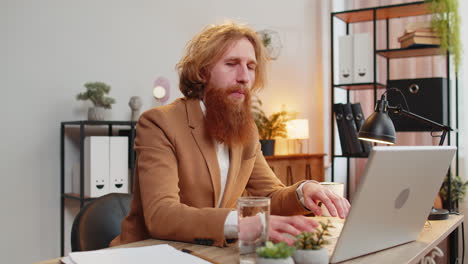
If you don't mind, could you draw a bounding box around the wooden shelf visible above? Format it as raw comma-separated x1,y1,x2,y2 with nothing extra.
377,47,444,59
264,153,326,161
62,120,137,126
63,193,95,201
334,154,370,158
333,1,430,23
334,82,386,90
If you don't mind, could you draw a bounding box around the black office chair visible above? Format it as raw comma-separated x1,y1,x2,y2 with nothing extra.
71,193,132,251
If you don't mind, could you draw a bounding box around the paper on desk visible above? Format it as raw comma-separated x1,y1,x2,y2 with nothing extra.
61,244,211,264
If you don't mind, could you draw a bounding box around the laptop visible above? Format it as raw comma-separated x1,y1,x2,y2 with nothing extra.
330,146,456,263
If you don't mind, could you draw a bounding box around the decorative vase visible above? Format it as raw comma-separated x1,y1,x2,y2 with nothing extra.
260,139,275,156
256,256,294,264
88,106,106,121
293,248,329,264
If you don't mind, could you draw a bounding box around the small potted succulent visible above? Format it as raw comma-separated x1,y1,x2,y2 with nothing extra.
256,241,295,264
76,82,116,121
293,220,334,264
439,174,468,211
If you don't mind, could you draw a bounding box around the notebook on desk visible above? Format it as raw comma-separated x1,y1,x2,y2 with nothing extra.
61,244,212,264
329,146,456,263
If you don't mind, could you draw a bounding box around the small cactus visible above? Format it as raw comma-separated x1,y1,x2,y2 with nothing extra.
295,220,334,250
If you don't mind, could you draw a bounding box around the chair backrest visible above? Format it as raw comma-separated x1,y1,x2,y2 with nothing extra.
71,193,132,252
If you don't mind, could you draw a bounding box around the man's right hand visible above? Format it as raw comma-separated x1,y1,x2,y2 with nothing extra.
268,215,319,245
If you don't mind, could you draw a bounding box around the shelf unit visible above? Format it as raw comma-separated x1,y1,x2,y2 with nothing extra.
330,1,459,262
60,120,136,255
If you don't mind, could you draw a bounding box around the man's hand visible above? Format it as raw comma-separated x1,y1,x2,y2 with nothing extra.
238,215,264,242
302,182,351,219
268,215,319,245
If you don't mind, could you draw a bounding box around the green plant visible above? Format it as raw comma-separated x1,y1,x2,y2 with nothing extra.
427,0,462,72
256,241,295,259
76,82,116,109
440,175,468,207
295,220,334,250
252,98,296,140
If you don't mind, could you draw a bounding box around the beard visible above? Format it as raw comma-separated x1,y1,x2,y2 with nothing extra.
204,85,254,147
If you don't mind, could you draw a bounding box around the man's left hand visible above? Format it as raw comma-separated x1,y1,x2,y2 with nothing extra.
302,182,350,219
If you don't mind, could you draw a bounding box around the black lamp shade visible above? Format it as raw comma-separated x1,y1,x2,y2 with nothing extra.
358,111,396,144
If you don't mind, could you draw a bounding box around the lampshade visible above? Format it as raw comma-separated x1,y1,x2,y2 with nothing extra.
286,119,309,139
357,97,396,144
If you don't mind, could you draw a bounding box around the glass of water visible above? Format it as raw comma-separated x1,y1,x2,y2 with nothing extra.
237,196,270,264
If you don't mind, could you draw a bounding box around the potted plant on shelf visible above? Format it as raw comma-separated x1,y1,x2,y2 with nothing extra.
439,174,468,211
293,220,334,264
76,82,116,121
256,241,295,264
427,0,461,71
252,98,296,156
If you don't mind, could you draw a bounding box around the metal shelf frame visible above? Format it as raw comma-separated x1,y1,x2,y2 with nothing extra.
330,2,459,262
60,120,136,255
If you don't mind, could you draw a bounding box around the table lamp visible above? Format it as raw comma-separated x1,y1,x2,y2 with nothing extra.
358,93,451,146
357,92,453,220
286,119,309,154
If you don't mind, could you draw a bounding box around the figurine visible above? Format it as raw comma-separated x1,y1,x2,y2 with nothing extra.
129,96,142,121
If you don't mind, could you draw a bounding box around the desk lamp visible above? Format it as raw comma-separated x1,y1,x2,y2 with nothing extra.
358,91,453,220
286,119,309,154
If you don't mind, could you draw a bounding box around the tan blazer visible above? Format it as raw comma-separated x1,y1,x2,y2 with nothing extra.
110,98,309,247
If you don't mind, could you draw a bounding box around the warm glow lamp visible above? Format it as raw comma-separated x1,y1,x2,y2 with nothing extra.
286,119,309,139
286,119,309,154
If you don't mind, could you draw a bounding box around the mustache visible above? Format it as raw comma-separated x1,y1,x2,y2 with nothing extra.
224,85,249,95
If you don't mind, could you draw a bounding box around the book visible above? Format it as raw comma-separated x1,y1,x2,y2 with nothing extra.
398,31,439,42
400,36,440,48
404,21,432,33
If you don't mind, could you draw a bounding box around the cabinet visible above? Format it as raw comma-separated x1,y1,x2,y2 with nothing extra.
265,154,325,185
330,1,458,262
60,120,136,255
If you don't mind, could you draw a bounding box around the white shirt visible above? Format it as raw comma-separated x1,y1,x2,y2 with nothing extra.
199,100,314,239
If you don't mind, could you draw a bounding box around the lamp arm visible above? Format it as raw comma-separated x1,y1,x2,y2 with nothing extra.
388,106,452,145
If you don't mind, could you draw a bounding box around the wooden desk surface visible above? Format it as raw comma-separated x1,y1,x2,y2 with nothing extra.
36,215,463,264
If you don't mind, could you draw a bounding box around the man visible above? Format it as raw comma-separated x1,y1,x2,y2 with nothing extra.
111,22,350,248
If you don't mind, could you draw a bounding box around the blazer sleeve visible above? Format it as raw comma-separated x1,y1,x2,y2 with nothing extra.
136,112,232,247
245,142,310,216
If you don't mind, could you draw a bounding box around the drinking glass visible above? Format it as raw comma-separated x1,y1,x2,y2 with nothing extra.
237,196,270,264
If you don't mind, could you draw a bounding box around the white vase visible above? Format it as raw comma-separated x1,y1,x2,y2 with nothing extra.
88,106,106,121
256,256,294,264
293,248,329,264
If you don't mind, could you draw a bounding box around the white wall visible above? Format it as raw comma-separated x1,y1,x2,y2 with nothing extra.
2,1,331,263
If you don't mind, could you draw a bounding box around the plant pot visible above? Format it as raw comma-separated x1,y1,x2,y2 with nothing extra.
256,256,294,264
260,139,275,156
88,106,106,121
293,248,329,264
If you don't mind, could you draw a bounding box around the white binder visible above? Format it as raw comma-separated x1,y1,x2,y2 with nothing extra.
84,136,110,197
353,33,374,83
338,35,354,84
109,136,129,193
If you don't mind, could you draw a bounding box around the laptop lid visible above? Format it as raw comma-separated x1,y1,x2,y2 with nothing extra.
330,146,456,263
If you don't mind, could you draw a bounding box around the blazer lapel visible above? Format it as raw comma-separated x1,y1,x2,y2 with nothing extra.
219,144,242,208
186,99,221,207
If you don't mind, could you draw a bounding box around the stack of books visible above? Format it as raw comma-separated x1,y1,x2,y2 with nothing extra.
398,21,440,48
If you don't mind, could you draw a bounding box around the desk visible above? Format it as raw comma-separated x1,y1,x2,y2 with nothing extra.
36,215,463,264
